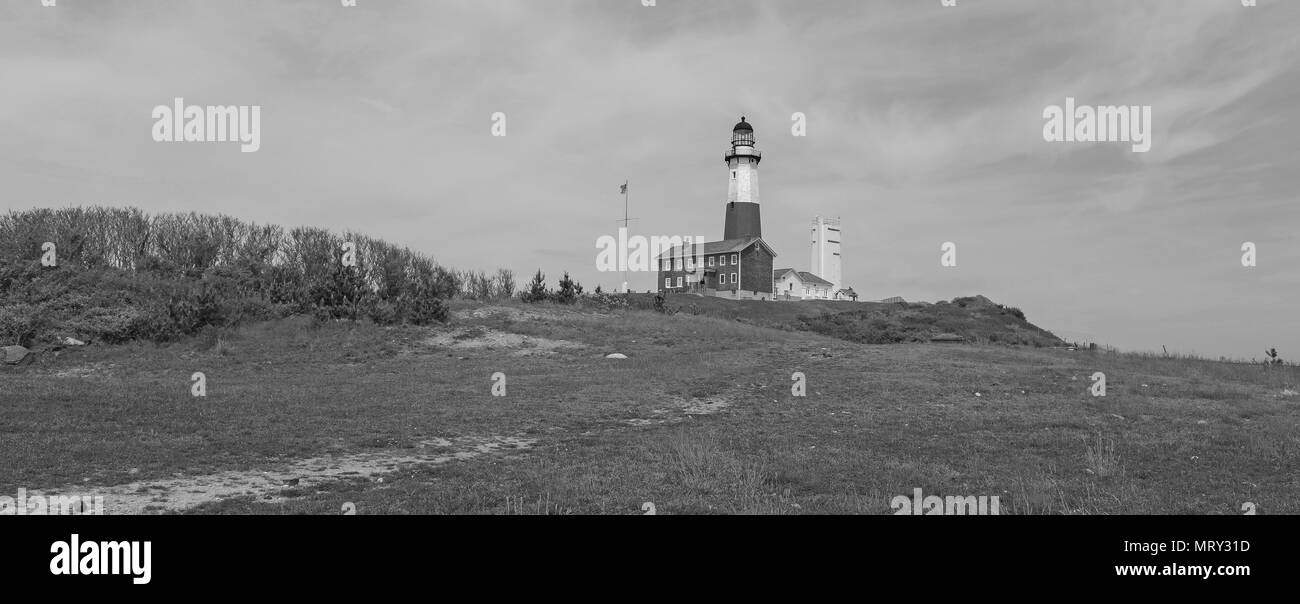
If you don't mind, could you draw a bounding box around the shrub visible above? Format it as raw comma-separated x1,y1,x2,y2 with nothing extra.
64,306,159,344
579,291,628,311
401,291,447,325
653,293,677,315
0,303,45,347
367,300,399,325
306,266,374,320
165,285,226,336
0,207,462,344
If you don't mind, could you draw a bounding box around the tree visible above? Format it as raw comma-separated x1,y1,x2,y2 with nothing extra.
522,269,548,303
494,268,516,299
555,271,581,304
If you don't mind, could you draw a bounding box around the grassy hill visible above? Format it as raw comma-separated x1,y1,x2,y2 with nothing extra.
614,292,1062,349
643,292,1061,346
1,207,1060,353
4,208,1295,515
2,299,1296,514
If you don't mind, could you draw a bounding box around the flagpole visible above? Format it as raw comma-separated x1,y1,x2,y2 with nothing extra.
616,180,636,294
623,180,629,293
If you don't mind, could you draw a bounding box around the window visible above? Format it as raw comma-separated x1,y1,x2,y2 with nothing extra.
665,278,671,289
731,171,737,180
708,256,715,267
675,258,682,271
731,273,737,285
663,258,671,271
676,277,682,287
730,254,738,264
719,274,726,285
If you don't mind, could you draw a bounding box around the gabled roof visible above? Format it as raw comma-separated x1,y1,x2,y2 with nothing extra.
797,271,834,287
657,237,777,259
773,268,833,287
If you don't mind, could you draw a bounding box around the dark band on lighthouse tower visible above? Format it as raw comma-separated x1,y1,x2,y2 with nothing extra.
723,117,762,240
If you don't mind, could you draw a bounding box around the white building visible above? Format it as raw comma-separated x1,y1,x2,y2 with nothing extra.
773,268,835,300
809,216,842,293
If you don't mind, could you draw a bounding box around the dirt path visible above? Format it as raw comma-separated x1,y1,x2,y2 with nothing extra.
27,435,536,515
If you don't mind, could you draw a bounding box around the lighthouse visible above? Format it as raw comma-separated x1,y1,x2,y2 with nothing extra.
723,117,762,240
655,116,777,300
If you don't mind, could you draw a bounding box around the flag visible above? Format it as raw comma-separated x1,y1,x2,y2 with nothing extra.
619,183,627,194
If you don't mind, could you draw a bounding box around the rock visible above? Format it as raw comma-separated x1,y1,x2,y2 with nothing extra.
605,353,628,359
2,345,31,365
62,337,86,346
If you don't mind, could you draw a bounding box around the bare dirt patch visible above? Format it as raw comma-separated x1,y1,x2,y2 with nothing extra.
423,326,584,356
619,396,732,427
30,435,536,515
452,304,614,322
33,361,117,379
673,396,731,415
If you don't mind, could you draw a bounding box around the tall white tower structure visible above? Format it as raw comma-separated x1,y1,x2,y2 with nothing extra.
723,117,762,240
810,216,842,293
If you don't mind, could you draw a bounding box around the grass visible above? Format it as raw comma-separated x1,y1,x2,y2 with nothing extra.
1084,432,1122,478
1,299,1297,514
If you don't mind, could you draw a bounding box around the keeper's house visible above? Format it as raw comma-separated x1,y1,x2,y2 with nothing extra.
658,237,777,300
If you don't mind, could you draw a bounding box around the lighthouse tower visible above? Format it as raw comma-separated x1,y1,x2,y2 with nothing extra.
723,117,762,240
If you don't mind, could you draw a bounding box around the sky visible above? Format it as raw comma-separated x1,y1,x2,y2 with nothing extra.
2,0,1296,360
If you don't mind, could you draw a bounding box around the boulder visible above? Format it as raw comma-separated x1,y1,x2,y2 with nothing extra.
62,337,86,346
2,345,31,365
605,353,628,359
